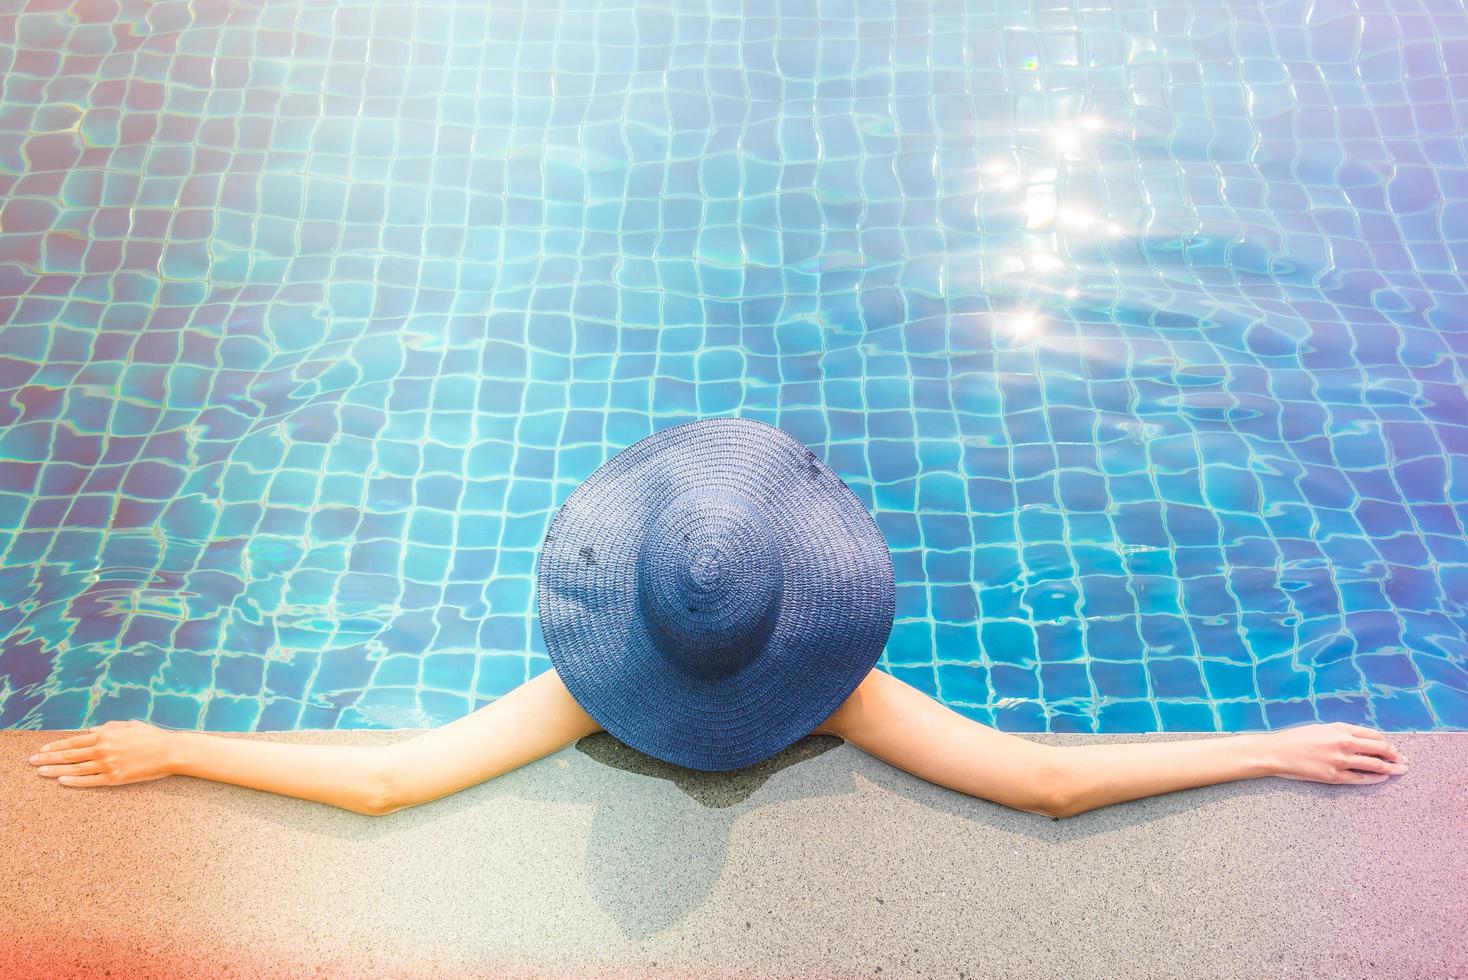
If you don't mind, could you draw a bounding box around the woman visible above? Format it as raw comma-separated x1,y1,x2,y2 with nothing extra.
27,418,1407,818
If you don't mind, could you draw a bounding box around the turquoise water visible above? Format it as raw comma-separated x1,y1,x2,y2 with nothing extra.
1,0,1466,735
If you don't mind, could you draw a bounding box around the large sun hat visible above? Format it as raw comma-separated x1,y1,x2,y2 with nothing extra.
536,416,895,772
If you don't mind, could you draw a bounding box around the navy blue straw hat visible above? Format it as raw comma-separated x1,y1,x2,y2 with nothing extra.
536,417,895,772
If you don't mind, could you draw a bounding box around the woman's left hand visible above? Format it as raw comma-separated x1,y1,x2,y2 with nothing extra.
28,719,178,787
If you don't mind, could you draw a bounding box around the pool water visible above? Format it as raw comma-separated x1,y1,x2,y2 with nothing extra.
1,0,1466,735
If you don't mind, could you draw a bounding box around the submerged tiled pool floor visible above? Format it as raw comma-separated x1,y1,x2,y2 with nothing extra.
1,0,1466,734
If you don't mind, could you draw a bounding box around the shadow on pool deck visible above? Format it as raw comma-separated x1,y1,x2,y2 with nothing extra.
4,729,1464,979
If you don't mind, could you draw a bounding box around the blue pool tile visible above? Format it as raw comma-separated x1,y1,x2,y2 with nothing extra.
887,620,934,666
31,688,92,731
1149,658,1209,700
86,689,150,727
201,695,261,731
1048,708,1099,734
419,690,471,727
1040,662,1092,701
1424,683,1468,728
1092,661,1149,700
1156,700,1218,732
1255,655,1313,702
1356,651,1420,690
422,653,475,692
1263,698,1320,729
105,645,168,688
994,700,1048,733
151,693,206,732
1238,616,1297,663
1201,659,1257,701
163,651,217,694
298,701,345,730
1367,689,1436,730
475,654,527,699
888,664,939,700
215,655,265,698
1315,695,1373,727
1097,700,1159,733
933,624,981,664
1415,649,1468,694
1086,618,1145,661
1034,620,1086,663
1216,700,1267,731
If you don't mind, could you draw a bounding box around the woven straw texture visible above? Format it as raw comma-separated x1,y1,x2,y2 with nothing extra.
536,417,895,772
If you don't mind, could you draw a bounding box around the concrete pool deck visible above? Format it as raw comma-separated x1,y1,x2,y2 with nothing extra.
3,729,1464,979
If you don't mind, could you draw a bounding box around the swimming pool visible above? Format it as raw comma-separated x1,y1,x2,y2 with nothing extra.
1,0,1465,736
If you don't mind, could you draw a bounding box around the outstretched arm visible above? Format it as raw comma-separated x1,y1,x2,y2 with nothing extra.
375,665,601,814
818,668,1409,819
814,667,1067,817
29,719,398,816
27,667,602,816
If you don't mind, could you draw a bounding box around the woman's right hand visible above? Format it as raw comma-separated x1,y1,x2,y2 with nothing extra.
28,719,180,788
1268,722,1408,784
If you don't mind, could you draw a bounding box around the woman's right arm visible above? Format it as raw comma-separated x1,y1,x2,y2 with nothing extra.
185,666,603,815
171,728,393,815
30,666,601,817
29,718,394,816
375,665,602,814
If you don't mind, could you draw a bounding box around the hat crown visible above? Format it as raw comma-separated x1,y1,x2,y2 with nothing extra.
636,486,783,679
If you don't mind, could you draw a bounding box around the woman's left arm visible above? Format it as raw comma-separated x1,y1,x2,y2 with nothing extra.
820,668,1408,818
815,667,1067,817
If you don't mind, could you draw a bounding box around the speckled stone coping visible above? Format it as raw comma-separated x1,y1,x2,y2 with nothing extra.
4,730,1465,979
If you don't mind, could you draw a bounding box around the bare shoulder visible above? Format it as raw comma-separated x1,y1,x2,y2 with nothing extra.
378,666,603,812
806,666,1061,817
508,665,605,736
811,667,918,737
383,666,601,775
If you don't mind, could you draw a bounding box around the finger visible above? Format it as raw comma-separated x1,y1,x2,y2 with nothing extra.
1340,769,1390,784
1344,725,1387,742
38,761,106,779
1346,754,1398,775
56,773,110,787
35,732,99,754
32,747,98,765
1348,736,1402,761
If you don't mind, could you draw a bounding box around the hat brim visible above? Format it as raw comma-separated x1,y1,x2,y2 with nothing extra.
536,417,895,772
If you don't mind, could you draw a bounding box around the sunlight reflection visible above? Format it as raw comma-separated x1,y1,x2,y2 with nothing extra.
1025,250,1065,273
1051,126,1083,154
1057,205,1095,229
1025,185,1056,228
1003,310,1043,340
